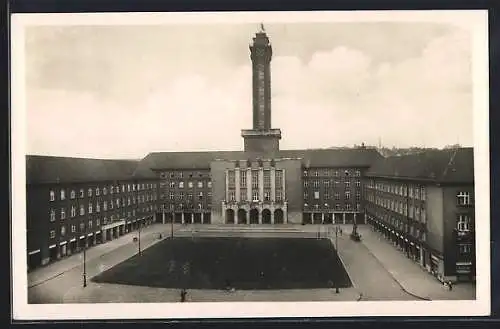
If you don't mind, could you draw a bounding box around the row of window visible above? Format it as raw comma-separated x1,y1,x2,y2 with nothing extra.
49,195,157,221
161,181,212,189
49,206,156,239
304,203,361,211
166,191,212,201
49,183,157,202
227,170,284,189
160,171,208,179
305,191,361,201
366,181,427,201
304,180,361,189
227,189,283,202
304,169,361,177
367,193,427,223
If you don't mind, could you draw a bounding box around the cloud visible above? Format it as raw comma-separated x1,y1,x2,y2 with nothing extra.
25,28,473,158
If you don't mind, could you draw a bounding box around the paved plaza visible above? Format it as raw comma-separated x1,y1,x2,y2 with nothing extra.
27,223,475,303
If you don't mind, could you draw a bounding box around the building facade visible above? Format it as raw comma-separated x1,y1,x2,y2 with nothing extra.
364,148,475,282
25,26,476,284
26,156,158,269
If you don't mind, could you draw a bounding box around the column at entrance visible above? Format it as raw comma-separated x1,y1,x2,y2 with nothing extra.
332,212,336,224
162,211,166,224
235,168,241,202
270,168,276,202
343,213,346,224
271,210,274,224
201,212,205,224
247,168,252,202
258,168,264,201
321,213,325,224
181,213,185,224
258,209,262,224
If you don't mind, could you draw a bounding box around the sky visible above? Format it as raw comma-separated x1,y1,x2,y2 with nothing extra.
24,21,474,159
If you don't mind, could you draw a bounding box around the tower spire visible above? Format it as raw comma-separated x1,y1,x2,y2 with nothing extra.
260,23,266,32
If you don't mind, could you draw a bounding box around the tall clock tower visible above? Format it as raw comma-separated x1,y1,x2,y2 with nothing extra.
241,25,282,153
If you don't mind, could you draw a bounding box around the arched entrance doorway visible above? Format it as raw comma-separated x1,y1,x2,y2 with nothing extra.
303,213,312,224
262,209,271,224
274,209,284,224
237,209,247,224
226,209,235,224
249,208,259,224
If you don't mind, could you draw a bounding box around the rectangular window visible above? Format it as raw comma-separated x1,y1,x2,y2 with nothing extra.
313,180,319,188
252,170,259,189
304,191,309,200
228,171,235,188
88,188,92,197
324,180,330,188
240,171,247,188
180,192,184,199
198,191,203,200
335,192,340,200
88,203,93,214
345,191,351,200
356,192,361,201
355,180,361,188
71,225,76,233
50,209,56,222
79,205,85,216
88,220,93,229
188,181,193,188
263,170,271,188
251,190,259,202
50,230,56,239
304,180,309,188
457,214,472,232
50,190,55,201
346,204,352,211
276,190,282,201
240,189,247,201
275,170,283,188
197,181,203,188
355,170,361,177
457,192,471,205
324,191,330,200
208,181,212,188
179,182,184,189
61,189,66,200
61,208,66,219
80,189,84,198
264,190,270,201
345,181,351,188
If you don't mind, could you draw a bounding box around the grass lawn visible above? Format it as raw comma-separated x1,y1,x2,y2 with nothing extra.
92,237,352,290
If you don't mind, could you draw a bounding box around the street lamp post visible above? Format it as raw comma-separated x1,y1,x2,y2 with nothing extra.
82,230,87,287
138,218,142,256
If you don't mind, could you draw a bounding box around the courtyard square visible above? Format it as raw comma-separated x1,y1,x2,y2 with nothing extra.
92,237,352,290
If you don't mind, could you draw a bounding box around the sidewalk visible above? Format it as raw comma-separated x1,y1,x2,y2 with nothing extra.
357,226,476,300
28,223,175,287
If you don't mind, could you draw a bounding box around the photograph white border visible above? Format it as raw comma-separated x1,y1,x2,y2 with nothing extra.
11,10,490,320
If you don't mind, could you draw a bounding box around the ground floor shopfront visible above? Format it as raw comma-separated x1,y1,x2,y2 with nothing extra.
366,214,474,283
27,215,155,271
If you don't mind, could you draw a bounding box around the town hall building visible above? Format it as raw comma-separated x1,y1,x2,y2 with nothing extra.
25,27,475,283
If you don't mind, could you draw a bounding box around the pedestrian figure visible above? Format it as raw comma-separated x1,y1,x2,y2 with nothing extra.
180,289,187,302
340,228,343,236
448,281,453,291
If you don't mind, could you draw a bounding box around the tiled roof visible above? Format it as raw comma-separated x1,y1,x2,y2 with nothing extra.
26,155,139,185
365,147,474,183
133,148,382,176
